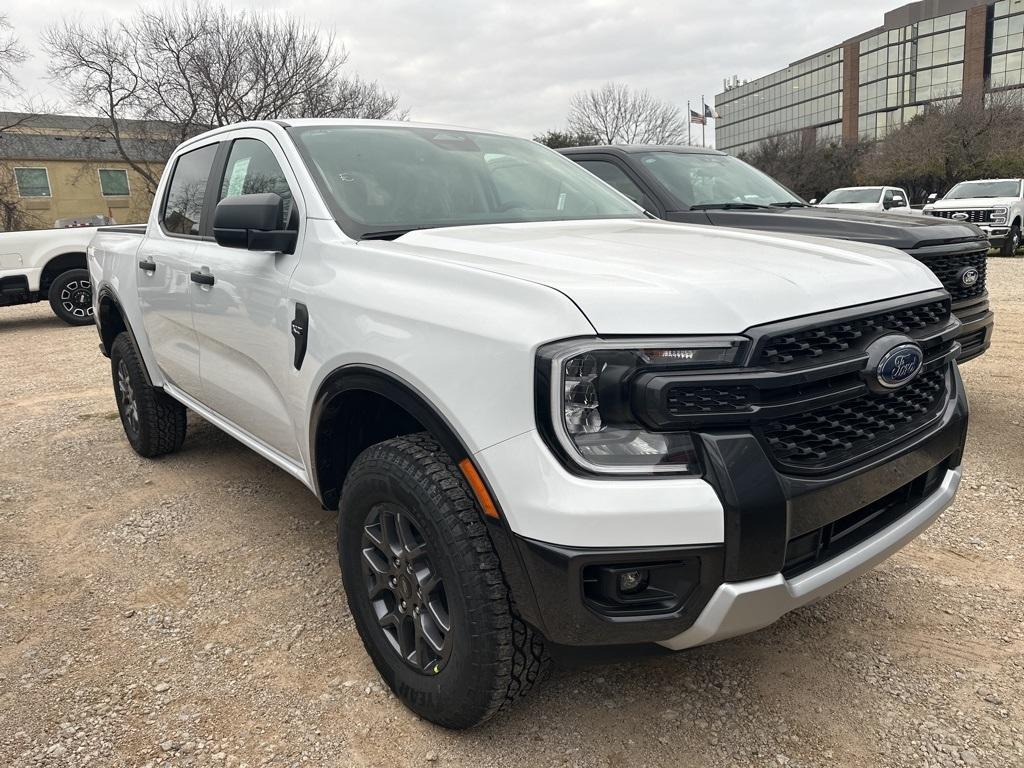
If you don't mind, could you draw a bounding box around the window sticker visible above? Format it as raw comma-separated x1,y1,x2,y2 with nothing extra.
226,157,251,197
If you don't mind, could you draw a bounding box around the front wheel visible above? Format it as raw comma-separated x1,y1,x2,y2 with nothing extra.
338,433,549,729
1000,223,1021,257
48,268,94,326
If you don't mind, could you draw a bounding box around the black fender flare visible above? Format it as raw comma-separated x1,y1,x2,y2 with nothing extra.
308,364,547,632
96,286,154,387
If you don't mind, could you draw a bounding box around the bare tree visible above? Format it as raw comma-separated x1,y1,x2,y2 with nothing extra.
533,130,598,149
567,83,687,145
43,4,405,193
0,13,26,97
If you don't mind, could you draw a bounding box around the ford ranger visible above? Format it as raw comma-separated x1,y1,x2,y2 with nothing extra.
924,178,1024,257
561,145,994,361
1,226,101,324
89,120,968,728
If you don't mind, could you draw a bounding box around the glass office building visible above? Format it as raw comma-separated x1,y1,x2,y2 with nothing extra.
715,0,1024,154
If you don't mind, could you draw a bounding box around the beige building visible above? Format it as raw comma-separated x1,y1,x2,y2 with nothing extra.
0,112,171,231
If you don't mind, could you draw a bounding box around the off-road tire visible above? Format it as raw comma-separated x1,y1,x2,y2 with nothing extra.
1000,223,1021,257
48,268,94,326
338,433,550,729
110,333,187,458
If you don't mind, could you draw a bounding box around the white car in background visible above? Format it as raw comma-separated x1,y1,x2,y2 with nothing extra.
815,186,919,215
924,178,1024,257
0,227,101,325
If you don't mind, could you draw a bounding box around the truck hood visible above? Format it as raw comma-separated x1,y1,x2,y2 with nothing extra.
675,205,982,250
378,219,942,335
817,202,880,211
927,196,1018,209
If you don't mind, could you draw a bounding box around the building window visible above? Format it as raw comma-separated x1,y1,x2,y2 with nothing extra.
14,167,52,198
98,168,130,196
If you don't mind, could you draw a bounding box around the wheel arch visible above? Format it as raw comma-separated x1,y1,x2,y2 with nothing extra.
39,252,88,293
96,286,154,386
309,365,473,510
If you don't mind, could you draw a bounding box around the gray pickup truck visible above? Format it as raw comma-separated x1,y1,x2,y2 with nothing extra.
561,145,994,362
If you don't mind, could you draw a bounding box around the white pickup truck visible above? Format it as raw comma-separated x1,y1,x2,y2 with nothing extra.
924,178,1024,257
815,186,919,215
89,119,968,728
0,227,100,324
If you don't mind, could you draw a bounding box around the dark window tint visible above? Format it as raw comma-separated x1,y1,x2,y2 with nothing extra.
219,139,295,229
576,159,652,209
162,144,218,236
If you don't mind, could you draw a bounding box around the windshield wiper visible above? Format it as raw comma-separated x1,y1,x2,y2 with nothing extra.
359,228,416,240
688,202,772,210
769,201,810,208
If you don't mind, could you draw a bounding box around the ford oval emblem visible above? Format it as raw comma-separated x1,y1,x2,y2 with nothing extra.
876,343,924,389
951,212,969,220
960,266,979,287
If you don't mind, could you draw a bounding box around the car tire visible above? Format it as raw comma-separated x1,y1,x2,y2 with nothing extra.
338,433,550,729
1000,223,1022,257
47,268,94,326
110,333,187,458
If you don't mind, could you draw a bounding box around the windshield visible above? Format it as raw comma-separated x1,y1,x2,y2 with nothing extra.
820,187,883,204
944,180,1022,199
633,152,803,209
289,125,644,237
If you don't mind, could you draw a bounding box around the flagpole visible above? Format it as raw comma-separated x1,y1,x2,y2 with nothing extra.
687,100,692,146
701,95,706,147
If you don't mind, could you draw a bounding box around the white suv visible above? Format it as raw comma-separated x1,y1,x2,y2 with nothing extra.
925,178,1024,256
89,120,968,728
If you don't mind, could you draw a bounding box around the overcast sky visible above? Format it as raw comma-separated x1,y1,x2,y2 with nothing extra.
3,0,899,143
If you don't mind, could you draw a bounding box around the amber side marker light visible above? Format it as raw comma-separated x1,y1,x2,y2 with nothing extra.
458,458,500,519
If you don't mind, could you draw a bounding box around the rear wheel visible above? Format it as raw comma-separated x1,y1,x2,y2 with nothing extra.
48,268,94,326
1000,223,1021,257
338,433,549,729
110,333,187,457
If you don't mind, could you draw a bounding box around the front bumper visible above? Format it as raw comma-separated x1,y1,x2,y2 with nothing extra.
658,466,960,650
979,225,1007,246
484,366,968,648
952,296,994,362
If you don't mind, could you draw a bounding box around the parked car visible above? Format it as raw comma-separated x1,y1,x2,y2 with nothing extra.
0,227,102,324
814,185,920,215
923,178,1024,257
560,145,993,361
91,120,967,728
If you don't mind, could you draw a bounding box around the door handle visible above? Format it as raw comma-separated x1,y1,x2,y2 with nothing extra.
190,271,215,286
138,259,156,272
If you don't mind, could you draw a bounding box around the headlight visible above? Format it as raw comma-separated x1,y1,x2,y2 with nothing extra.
538,337,746,475
992,206,1008,224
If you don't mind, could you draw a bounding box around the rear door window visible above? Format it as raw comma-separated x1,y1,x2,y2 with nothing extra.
162,144,219,236
576,159,654,210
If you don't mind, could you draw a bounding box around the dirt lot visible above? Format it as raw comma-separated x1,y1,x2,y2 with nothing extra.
1,262,1022,768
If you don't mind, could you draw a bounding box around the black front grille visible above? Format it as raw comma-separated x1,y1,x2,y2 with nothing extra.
782,463,947,578
758,300,950,368
759,368,947,470
665,385,754,416
927,209,995,223
910,248,987,303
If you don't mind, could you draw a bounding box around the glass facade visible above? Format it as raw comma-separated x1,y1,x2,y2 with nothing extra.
857,11,966,140
715,48,843,156
715,1,1024,153
990,0,1024,90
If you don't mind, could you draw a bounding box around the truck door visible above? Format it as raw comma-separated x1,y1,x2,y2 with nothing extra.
189,134,304,462
137,142,221,397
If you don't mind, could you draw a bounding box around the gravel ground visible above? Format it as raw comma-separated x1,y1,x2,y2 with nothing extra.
1,261,1022,768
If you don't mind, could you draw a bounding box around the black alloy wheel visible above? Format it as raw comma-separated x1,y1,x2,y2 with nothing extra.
361,502,452,674
48,268,95,326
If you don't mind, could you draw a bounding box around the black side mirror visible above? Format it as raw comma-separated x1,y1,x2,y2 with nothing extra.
213,193,297,254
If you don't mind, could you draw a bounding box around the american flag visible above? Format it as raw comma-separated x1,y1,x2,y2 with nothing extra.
689,109,706,125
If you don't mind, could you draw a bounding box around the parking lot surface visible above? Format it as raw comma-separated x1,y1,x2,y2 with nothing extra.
1,261,1022,768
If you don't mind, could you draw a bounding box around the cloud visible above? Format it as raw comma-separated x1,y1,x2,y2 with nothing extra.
3,0,898,142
